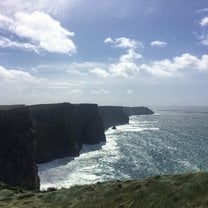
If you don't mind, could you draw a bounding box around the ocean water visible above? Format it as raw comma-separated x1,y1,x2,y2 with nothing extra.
38,106,208,190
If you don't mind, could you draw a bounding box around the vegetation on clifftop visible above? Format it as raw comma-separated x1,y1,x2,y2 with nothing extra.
0,172,208,208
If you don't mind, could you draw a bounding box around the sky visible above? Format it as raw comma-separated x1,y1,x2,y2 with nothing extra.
0,0,208,106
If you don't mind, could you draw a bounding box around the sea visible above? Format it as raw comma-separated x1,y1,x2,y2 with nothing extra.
38,106,208,190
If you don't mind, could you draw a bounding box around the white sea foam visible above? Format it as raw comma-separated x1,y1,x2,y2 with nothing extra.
38,128,121,190
38,116,160,190
38,112,208,190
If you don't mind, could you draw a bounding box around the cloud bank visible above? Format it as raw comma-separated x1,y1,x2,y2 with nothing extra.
140,53,208,77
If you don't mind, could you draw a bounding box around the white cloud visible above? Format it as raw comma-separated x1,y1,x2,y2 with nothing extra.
196,8,208,13
104,37,143,49
104,37,113,44
0,14,13,28
109,62,140,78
0,0,69,16
0,10,76,54
0,37,39,52
200,16,208,26
199,33,208,46
120,49,143,62
90,62,140,79
3,11,76,54
71,89,83,94
89,88,111,95
95,37,143,78
127,89,133,94
0,65,44,85
91,62,140,78
198,17,208,46
90,68,110,78
140,53,208,78
150,40,167,47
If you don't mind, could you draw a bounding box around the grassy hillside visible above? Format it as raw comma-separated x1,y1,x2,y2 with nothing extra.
1,172,208,208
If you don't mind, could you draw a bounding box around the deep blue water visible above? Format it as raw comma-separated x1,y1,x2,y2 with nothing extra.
38,106,208,190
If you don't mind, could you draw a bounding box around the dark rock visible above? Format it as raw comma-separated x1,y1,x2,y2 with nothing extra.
0,107,40,190
124,106,154,116
78,104,106,144
0,105,25,111
29,103,105,163
98,106,129,130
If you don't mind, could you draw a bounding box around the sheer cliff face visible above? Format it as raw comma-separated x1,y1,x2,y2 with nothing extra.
30,103,106,163
0,107,40,190
0,103,105,190
78,104,106,144
98,106,129,130
124,107,154,116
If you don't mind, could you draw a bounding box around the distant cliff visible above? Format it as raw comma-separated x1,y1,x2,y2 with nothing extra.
124,106,154,116
98,106,129,130
0,107,39,190
30,103,105,163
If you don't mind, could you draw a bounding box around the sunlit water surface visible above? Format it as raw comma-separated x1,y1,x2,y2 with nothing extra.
38,106,208,190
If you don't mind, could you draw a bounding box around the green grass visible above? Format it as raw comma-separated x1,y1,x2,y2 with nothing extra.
1,172,208,208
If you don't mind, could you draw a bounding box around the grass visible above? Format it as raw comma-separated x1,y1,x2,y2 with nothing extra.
1,172,208,208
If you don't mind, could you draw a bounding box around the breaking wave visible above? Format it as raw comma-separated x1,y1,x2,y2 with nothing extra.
38,107,208,190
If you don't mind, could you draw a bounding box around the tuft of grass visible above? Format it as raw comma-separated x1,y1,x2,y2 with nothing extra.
1,172,208,208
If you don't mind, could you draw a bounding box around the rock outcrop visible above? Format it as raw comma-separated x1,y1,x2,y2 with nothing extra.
0,107,39,190
124,106,154,116
98,106,129,130
30,103,105,163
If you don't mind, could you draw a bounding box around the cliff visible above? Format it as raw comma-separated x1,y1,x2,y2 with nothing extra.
0,103,105,190
0,172,208,208
98,106,129,130
0,107,39,190
30,103,105,163
124,106,154,116
78,104,106,144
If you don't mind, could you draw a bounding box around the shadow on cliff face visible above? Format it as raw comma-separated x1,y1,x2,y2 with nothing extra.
38,142,105,169
80,142,106,154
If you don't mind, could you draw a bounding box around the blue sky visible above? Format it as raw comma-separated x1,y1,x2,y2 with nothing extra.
0,0,208,106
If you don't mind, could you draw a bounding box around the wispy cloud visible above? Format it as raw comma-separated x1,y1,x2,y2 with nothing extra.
0,0,69,16
196,8,208,13
126,89,133,94
90,68,110,78
200,16,208,26
0,65,44,84
104,37,143,49
0,37,39,53
89,88,111,95
197,16,208,46
120,49,143,62
150,40,167,47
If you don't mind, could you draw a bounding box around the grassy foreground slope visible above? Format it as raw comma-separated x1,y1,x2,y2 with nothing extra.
1,172,208,208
